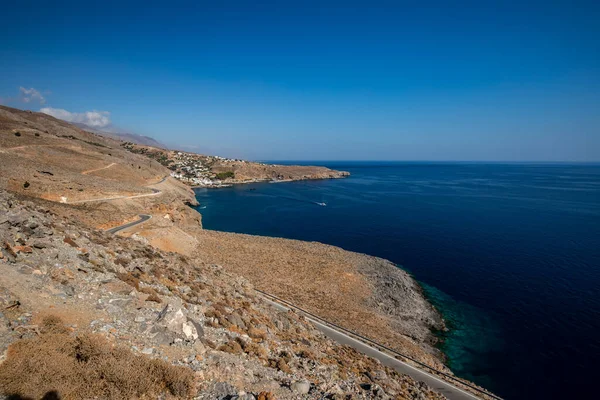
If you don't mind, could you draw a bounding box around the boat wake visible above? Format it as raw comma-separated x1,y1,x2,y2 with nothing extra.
248,189,326,207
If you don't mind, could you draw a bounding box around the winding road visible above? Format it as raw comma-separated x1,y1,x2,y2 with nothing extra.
106,214,152,234
100,175,498,400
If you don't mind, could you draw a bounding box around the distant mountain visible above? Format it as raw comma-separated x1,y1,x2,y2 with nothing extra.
73,123,166,149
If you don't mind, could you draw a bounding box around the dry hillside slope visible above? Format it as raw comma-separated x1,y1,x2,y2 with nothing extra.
0,105,491,399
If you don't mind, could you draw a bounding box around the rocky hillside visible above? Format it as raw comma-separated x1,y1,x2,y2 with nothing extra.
0,105,168,203
0,105,202,232
0,105,494,399
73,122,167,148
0,190,446,400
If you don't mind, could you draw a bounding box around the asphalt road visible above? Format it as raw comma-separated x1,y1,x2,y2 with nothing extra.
106,214,152,234
260,295,497,400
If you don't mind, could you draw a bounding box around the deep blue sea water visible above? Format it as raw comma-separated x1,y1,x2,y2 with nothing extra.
193,162,600,399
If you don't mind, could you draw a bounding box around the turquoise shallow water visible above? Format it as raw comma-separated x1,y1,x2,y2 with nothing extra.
194,162,600,399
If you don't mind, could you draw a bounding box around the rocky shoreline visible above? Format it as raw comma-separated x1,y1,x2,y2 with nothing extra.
188,228,450,372
192,171,350,189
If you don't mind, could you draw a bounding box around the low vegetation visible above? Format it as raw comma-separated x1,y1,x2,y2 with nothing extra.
0,316,195,400
215,171,235,180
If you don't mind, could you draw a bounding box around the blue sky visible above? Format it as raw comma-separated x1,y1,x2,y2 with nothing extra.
1,0,599,161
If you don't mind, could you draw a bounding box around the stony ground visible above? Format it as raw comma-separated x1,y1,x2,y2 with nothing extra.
0,190,447,399
188,230,448,372
1,105,447,372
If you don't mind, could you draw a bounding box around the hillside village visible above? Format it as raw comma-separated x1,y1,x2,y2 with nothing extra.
121,142,236,186
121,142,349,187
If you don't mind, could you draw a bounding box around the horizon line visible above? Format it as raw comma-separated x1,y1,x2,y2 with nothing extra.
256,160,600,164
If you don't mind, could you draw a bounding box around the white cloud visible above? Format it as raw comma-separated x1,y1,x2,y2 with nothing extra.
19,87,46,104
40,107,112,128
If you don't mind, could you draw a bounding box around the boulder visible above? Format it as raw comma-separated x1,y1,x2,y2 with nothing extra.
226,312,246,329
163,308,198,340
291,380,311,395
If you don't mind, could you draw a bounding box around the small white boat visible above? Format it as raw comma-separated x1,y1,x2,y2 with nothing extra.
317,202,327,206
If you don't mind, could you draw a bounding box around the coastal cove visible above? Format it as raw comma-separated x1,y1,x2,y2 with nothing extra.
194,161,600,400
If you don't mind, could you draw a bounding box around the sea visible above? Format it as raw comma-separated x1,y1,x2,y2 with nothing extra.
193,162,600,399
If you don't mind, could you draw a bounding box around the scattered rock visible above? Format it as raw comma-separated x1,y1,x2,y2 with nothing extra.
31,239,50,249
291,380,311,395
13,246,33,254
7,213,27,227
226,312,246,329
210,382,238,399
182,320,198,340
63,237,79,247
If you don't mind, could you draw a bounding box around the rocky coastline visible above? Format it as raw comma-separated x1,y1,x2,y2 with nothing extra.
0,104,495,399
192,171,350,189
0,189,449,399
120,142,350,188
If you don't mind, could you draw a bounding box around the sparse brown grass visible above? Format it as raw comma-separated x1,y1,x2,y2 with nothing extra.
139,286,162,302
115,272,140,290
217,340,243,355
0,316,195,400
145,292,162,303
247,327,267,341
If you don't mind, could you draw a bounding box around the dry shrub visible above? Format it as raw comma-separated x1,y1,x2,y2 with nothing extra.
217,340,243,354
114,257,129,267
213,302,229,315
204,308,230,328
138,286,154,295
0,316,195,400
294,346,317,361
227,325,245,335
277,358,292,373
268,358,292,374
139,286,162,303
247,327,267,341
204,308,221,320
145,293,162,303
206,319,220,328
240,339,268,360
115,272,140,290
41,315,69,334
